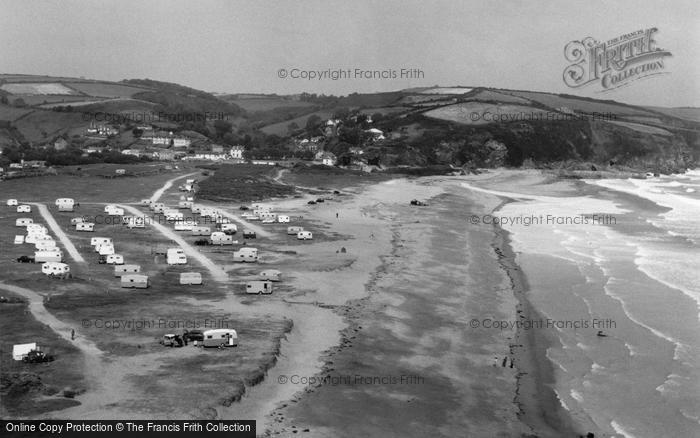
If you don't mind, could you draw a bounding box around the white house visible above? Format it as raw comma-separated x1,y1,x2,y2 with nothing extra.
321,152,337,166
42,262,70,277
230,145,245,159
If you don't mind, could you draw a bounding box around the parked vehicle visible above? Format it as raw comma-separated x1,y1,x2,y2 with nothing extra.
297,231,313,240
246,280,273,295
316,198,325,203
6,199,18,206
307,200,316,205
243,230,256,239
22,349,54,363
183,330,204,343
202,329,238,347
160,334,183,347
17,256,35,263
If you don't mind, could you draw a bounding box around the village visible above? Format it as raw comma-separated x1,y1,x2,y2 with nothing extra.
0,111,388,180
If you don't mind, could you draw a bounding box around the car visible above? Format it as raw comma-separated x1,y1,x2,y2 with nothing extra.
98,255,107,264
333,190,340,195
160,334,183,347
194,239,210,246
239,206,250,211
410,199,428,206
183,330,204,343
307,200,316,205
243,230,256,239
17,256,35,263
316,198,325,203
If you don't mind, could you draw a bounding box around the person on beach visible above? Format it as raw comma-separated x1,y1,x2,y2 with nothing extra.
71,329,75,341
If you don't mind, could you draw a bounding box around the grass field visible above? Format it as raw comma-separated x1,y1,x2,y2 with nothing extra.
423,101,549,125
505,90,656,116
0,167,311,416
260,110,334,136
196,164,295,202
0,83,77,96
63,82,152,98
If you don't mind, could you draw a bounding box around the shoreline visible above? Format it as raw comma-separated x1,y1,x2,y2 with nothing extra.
492,219,583,436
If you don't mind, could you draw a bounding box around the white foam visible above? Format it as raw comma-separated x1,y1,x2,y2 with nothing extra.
611,420,640,438
570,389,584,403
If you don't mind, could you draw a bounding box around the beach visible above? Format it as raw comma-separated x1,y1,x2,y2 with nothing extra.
250,172,579,437
253,169,699,437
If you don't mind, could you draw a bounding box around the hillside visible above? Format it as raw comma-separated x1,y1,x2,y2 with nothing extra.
1,73,698,173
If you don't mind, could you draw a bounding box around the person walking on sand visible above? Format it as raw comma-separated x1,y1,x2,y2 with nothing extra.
71,329,75,341
336,212,339,219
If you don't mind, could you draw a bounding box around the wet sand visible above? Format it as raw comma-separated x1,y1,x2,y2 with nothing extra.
258,172,582,437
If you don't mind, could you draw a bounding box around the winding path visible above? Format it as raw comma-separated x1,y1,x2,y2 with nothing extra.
150,172,199,203
29,202,86,263
0,282,101,356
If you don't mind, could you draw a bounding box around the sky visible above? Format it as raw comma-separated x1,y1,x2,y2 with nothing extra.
1,0,698,107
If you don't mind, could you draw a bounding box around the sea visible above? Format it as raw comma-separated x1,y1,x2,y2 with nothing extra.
481,170,700,437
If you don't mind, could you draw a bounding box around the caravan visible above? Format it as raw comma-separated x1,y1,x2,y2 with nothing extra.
297,231,313,240
202,329,237,347
76,222,95,232
35,249,63,263
55,198,75,212
26,224,48,234
70,217,84,225
246,280,273,295
114,264,141,277
179,272,203,285
90,237,112,247
35,240,57,250
17,205,31,213
191,226,211,236
178,201,193,209
96,244,115,256
210,232,234,245
16,218,33,227
233,247,258,263
287,226,304,235
166,248,187,265
121,274,149,289
174,222,194,231
259,269,282,282
6,199,18,206
126,216,146,229
42,262,70,277
105,254,124,265
220,223,237,234
277,215,290,223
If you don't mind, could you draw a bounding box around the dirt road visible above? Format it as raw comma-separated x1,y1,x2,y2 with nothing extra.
30,202,86,263
0,282,101,356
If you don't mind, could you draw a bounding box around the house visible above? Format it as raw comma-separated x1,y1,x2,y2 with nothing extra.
230,145,245,159
121,149,142,158
121,274,149,289
180,272,202,285
246,280,273,294
153,149,176,161
54,138,69,151
365,128,385,141
211,144,224,154
321,152,337,166
349,147,364,156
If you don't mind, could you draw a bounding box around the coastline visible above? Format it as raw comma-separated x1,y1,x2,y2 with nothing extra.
492,218,582,436
261,173,584,437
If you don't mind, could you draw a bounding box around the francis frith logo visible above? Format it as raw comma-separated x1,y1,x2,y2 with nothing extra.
563,27,672,91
